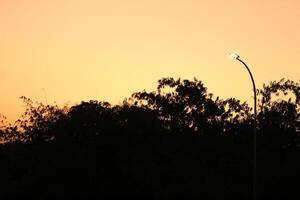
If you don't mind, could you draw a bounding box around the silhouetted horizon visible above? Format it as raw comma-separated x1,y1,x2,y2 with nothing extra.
0,77,299,198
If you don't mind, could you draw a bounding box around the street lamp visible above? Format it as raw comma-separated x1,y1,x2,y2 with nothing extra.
229,52,257,200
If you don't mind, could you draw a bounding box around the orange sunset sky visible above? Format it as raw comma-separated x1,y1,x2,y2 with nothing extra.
0,0,300,122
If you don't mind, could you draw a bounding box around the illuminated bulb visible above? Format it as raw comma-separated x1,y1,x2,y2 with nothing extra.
229,52,240,60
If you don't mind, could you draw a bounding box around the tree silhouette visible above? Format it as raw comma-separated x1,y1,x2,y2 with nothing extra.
258,79,299,133
0,77,299,199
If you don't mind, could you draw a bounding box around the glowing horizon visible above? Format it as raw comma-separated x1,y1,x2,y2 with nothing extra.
1,0,300,122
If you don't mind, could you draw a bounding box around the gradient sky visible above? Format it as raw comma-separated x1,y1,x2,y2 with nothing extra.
1,0,300,122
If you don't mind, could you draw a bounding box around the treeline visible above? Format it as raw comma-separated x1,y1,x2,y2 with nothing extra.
0,78,299,199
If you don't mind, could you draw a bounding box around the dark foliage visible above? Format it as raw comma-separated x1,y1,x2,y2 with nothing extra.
0,78,299,199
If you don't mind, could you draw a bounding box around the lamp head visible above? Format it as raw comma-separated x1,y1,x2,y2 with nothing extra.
229,52,240,60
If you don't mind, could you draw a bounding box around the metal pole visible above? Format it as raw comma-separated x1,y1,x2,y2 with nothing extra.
237,57,257,200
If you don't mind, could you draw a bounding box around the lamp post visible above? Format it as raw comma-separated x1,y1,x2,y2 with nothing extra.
229,53,257,200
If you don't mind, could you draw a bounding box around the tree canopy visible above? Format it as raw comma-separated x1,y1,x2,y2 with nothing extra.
0,77,299,199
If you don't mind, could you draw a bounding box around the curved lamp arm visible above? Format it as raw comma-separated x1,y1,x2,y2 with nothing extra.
236,57,257,120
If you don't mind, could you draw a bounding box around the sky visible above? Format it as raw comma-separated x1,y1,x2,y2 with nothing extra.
0,0,300,122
